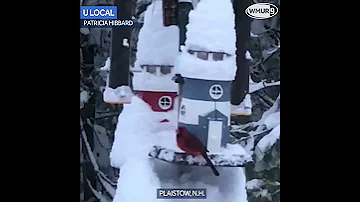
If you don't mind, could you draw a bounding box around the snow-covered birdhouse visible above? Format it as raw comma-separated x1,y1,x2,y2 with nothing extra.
176,0,237,154
136,64,177,112
132,1,179,113
177,50,232,153
149,0,253,168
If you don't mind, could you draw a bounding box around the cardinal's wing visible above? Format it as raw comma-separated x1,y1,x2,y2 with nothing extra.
185,133,207,152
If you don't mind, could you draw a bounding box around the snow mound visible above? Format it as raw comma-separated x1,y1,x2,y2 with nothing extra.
185,0,236,55
110,96,179,168
113,157,161,202
134,1,179,67
109,96,157,168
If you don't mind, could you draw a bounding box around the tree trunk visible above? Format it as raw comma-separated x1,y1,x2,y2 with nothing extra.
178,2,193,48
231,0,252,105
109,0,132,89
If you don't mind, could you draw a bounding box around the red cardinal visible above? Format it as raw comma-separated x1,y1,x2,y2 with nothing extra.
176,126,220,176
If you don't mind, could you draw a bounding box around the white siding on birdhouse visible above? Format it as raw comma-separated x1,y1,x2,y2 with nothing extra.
178,98,215,125
207,120,223,153
215,101,231,126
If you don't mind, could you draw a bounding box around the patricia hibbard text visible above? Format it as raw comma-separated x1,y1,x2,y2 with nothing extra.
82,20,134,26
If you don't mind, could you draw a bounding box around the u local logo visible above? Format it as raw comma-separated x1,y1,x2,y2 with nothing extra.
245,3,278,20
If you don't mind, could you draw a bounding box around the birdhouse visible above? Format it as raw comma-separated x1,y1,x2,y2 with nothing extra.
177,49,232,153
135,65,177,112
149,0,253,168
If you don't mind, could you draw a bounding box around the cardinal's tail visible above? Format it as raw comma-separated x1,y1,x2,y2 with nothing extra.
201,152,219,176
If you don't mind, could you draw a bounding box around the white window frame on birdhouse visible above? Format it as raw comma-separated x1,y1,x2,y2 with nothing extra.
158,96,172,110
209,84,223,100
187,49,231,61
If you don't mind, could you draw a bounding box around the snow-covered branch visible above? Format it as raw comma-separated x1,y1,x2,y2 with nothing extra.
250,81,280,93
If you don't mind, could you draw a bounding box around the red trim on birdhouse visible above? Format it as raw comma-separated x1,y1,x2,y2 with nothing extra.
137,91,177,112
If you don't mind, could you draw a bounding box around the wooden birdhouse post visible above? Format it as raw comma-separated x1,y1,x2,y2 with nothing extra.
163,0,178,26
162,0,193,49
104,0,133,104
178,0,193,46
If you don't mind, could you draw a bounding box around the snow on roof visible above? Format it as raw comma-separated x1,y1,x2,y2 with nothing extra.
134,1,179,68
185,0,236,55
176,0,237,81
132,71,178,92
176,46,237,81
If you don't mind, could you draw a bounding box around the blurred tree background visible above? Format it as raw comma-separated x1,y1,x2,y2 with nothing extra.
80,0,280,202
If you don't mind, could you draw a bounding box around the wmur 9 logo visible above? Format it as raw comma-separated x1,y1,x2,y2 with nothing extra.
245,3,279,20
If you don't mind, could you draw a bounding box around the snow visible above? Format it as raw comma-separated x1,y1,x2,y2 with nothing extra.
176,47,237,81
80,91,89,108
110,96,249,202
113,158,161,202
151,143,252,167
249,81,280,94
256,94,280,128
122,38,129,47
231,94,252,115
246,179,263,190
256,124,280,153
176,0,237,81
253,94,280,161
250,32,258,38
134,1,179,67
103,85,133,104
132,1,179,91
185,0,236,55
264,112,280,129
100,57,110,71
109,96,157,168
132,71,178,92
245,51,253,60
